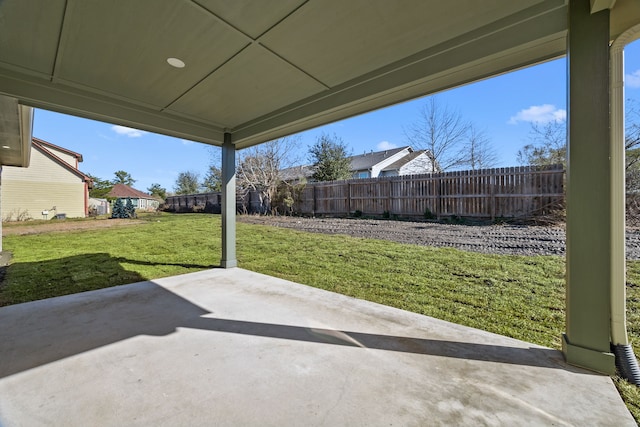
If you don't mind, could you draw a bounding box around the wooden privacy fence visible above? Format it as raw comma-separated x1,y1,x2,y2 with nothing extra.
165,192,222,213
164,191,265,214
294,165,564,219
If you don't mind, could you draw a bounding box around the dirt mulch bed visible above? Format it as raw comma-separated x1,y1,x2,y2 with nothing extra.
238,215,640,260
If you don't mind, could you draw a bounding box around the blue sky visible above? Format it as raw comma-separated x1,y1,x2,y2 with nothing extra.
32,40,640,194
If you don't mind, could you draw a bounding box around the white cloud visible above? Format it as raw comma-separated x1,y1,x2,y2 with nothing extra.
111,125,147,138
626,70,640,89
181,139,195,145
376,141,398,150
508,104,566,125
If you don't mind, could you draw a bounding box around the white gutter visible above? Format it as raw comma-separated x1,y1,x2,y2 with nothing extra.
610,24,640,383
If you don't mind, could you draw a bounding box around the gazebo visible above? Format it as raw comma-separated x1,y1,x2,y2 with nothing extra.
1,0,639,383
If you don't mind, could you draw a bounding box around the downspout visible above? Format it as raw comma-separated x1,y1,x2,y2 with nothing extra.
610,32,640,384
84,180,89,217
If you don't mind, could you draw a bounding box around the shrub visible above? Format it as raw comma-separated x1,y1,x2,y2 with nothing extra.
4,209,32,222
125,198,137,218
111,199,125,218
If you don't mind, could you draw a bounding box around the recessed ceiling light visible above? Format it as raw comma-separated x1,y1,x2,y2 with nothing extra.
167,57,186,68
2,145,10,149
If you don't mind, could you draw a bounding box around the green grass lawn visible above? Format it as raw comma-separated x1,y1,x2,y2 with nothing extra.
1,212,639,421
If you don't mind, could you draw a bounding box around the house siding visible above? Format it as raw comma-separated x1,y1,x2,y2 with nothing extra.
369,148,411,178
134,198,159,211
2,181,86,220
2,148,81,183
399,154,435,175
1,143,88,220
43,146,77,169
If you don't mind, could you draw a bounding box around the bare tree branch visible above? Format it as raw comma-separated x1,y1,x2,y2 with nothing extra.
516,121,566,167
461,125,498,170
405,97,470,172
236,136,301,214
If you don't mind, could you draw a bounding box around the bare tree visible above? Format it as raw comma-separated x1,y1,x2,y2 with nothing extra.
236,136,301,214
518,99,640,170
461,125,498,170
625,99,640,194
517,120,566,167
627,99,640,147
405,97,470,172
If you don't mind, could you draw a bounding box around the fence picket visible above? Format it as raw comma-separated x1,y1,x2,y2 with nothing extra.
291,165,564,219
164,165,565,220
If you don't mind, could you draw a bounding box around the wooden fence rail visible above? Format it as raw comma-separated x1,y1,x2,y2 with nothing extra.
294,165,564,219
165,192,222,213
164,165,564,220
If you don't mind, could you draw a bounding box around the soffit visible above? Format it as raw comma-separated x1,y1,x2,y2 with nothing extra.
0,0,636,151
167,43,327,127
0,96,32,167
259,0,537,87
194,0,306,39
55,1,250,112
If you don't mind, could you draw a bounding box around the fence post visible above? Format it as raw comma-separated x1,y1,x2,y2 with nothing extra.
312,185,317,216
490,172,496,221
436,174,441,219
280,167,561,220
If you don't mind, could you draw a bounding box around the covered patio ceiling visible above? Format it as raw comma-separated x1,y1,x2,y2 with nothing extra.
0,0,636,156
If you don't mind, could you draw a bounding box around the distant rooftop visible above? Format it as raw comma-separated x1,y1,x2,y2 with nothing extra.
350,146,410,171
107,184,156,200
381,150,430,171
281,145,431,181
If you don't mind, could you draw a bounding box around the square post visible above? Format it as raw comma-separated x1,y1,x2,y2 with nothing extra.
0,166,3,252
563,0,615,374
221,132,237,268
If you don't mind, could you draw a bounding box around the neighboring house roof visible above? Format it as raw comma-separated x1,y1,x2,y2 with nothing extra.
281,146,441,181
108,183,156,200
31,138,91,183
350,146,410,171
32,137,83,162
381,150,435,172
280,165,314,181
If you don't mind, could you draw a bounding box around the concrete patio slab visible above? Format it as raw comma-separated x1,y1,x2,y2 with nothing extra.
0,268,634,426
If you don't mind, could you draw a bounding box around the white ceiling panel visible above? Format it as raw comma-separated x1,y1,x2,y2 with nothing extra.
260,0,546,87
194,0,305,39
55,0,250,108
0,0,66,77
168,43,327,127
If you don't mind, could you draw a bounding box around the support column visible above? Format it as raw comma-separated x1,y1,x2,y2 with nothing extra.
0,166,3,252
562,0,615,374
220,133,237,268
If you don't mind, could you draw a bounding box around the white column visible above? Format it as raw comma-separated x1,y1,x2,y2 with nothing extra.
220,133,237,268
0,166,3,252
